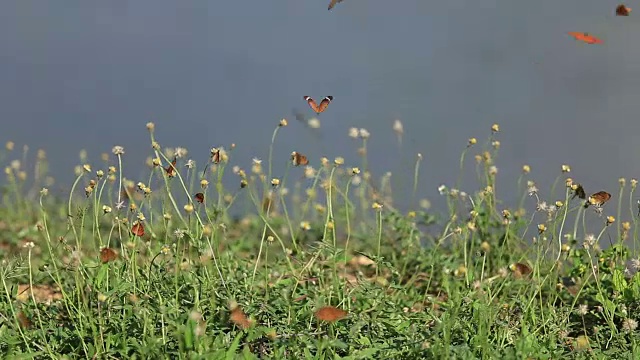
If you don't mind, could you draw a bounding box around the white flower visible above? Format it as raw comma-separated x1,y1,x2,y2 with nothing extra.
174,147,188,158
392,119,403,135
174,229,186,239
307,118,321,129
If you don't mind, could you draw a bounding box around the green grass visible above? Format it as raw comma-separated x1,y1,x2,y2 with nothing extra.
1,121,640,359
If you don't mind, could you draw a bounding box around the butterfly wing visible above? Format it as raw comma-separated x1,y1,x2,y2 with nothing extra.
328,0,343,10
596,191,611,203
616,5,631,16
569,32,602,44
585,34,603,44
316,96,333,113
165,157,177,176
304,96,320,113
571,184,586,200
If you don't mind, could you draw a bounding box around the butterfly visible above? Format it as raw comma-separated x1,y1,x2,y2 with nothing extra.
304,96,333,114
131,221,145,237
100,247,118,263
328,0,344,10
291,151,309,166
571,184,586,200
616,4,631,16
568,32,603,44
509,262,532,279
165,157,177,177
585,191,611,208
315,306,347,322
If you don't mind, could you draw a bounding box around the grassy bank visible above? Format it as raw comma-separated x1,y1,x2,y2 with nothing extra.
1,121,639,359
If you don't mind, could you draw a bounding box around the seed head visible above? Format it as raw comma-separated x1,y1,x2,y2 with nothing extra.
392,119,403,135
112,146,125,155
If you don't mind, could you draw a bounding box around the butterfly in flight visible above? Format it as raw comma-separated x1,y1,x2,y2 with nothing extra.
328,0,344,10
568,32,603,44
304,96,333,114
291,151,309,166
616,4,631,16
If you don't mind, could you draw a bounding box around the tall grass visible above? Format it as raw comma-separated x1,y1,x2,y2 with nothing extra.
1,121,639,359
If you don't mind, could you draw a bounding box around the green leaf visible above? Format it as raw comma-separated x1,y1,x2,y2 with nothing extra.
612,269,628,293
226,332,243,360
631,272,640,298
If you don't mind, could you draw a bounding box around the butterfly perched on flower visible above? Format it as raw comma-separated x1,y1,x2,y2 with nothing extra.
509,262,532,279
585,191,611,208
571,184,586,200
165,157,177,177
304,96,333,114
616,4,631,16
568,32,603,44
131,221,145,237
328,0,344,10
100,247,118,263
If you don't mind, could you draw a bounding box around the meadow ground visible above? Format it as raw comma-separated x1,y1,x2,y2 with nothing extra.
1,121,640,359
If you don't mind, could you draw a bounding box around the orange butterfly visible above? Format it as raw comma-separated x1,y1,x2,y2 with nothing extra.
315,306,347,323
568,32,603,44
616,4,631,16
291,151,309,166
131,221,145,237
328,0,344,10
304,96,333,114
99,247,118,263
585,191,611,208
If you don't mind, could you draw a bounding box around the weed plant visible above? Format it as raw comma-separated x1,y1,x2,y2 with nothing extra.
1,121,640,359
